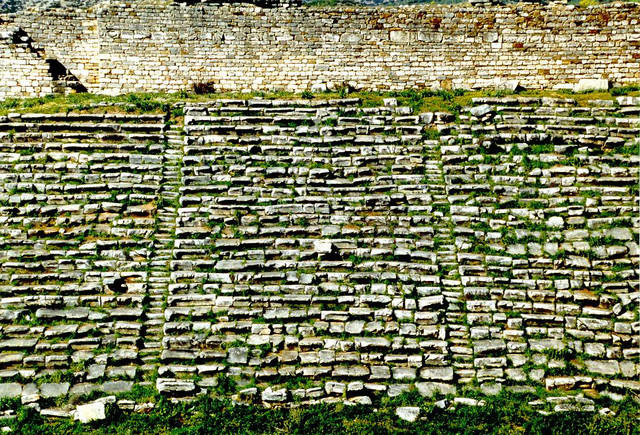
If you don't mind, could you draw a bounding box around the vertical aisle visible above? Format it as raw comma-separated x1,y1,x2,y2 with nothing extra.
143,117,184,383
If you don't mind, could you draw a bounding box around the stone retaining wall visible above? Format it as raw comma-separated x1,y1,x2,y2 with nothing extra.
0,24,53,100
2,1,640,97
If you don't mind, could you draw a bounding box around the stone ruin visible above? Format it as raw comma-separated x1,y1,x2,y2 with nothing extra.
0,0,638,423
0,94,637,419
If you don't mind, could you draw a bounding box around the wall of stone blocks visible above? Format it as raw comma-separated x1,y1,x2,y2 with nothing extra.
0,25,54,100
3,2,640,98
10,9,100,89
0,96,637,413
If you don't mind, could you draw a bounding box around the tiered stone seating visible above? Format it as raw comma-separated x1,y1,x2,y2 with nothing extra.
157,96,639,404
160,98,459,403
0,112,170,410
443,96,639,399
0,95,637,412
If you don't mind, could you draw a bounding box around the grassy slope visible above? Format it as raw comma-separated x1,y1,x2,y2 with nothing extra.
1,86,639,118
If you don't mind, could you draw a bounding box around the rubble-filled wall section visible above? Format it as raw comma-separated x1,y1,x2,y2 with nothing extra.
6,2,640,97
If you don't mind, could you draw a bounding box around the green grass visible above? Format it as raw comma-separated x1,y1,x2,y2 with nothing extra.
611,85,640,96
5,390,640,435
2,85,638,118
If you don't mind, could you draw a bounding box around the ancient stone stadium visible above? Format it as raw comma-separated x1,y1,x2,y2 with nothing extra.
0,0,638,432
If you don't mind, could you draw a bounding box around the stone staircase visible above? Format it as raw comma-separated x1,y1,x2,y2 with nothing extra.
0,26,84,99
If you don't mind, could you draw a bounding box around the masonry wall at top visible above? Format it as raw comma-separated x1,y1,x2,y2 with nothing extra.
3,1,640,97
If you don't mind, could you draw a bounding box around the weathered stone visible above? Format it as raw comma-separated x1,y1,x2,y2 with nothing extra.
396,406,420,422
605,228,632,241
156,379,195,394
616,96,640,106
392,367,417,381
74,402,106,423
547,216,564,229
370,366,391,380
574,79,609,92
529,339,565,352
0,383,22,398
102,381,133,394
354,337,391,349
40,383,70,398
419,367,454,381
473,340,506,356
415,382,456,397
228,347,249,364
261,387,287,402
313,240,333,254
325,382,346,395
585,360,620,376
470,105,493,117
